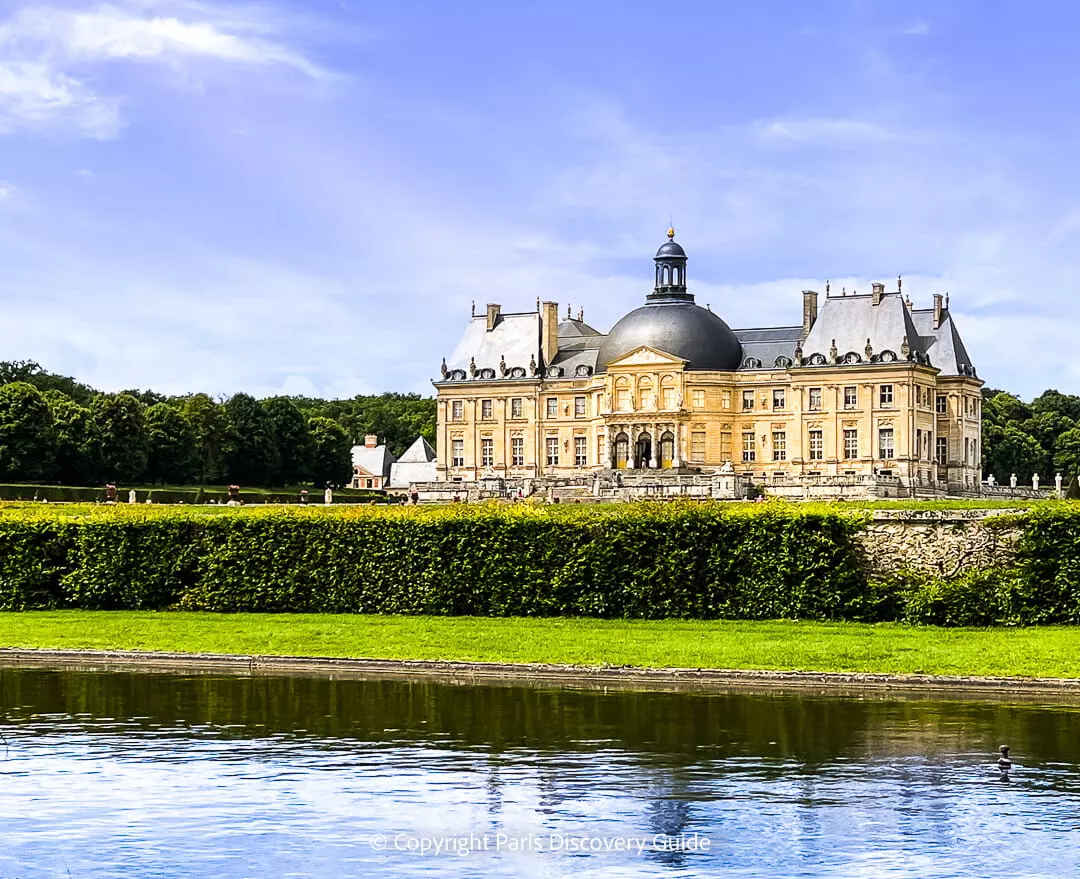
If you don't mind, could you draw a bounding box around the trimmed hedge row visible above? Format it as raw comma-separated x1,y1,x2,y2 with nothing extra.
1,502,1079,624
0,504,871,619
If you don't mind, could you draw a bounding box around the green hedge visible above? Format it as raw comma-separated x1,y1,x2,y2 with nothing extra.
1,502,1079,624
0,503,871,619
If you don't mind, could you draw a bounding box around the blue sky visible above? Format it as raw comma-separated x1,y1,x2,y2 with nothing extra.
0,0,1076,400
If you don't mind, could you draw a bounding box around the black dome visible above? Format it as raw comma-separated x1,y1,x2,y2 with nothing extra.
597,300,742,372
655,239,687,259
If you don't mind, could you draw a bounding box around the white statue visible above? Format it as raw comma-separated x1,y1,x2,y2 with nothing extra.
1010,473,1017,489
128,489,137,504
1032,473,1040,491
324,487,333,505
987,474,996,487
1056,472,1063,493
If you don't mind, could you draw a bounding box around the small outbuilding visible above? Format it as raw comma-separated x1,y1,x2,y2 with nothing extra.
350,435,395,489
389,436,437,488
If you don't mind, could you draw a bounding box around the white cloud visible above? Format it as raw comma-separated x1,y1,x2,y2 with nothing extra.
904,21,930,36
755,117,895,145
0,59,121,137
4,4,329,78
0,2,331,138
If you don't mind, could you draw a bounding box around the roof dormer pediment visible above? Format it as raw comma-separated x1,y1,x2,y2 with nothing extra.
605,345,687,370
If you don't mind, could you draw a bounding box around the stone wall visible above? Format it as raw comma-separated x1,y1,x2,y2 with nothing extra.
853,510,1025,579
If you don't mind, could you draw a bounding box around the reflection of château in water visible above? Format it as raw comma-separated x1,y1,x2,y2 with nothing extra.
433,229,983,496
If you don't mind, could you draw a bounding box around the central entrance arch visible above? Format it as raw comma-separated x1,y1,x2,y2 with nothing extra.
635,432,652,469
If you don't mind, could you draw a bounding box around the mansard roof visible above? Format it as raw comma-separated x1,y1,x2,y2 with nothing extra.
908,308,976,377
801,291,919,363
443,311,541,380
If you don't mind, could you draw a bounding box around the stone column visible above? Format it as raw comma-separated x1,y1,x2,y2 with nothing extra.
650,422,660,468
626,423,636,469
673,422,682,468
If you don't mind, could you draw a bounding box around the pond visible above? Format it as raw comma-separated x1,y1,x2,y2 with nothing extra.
2,666,1079,877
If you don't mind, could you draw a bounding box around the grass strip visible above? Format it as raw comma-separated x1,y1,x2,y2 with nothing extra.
1,612,1079,679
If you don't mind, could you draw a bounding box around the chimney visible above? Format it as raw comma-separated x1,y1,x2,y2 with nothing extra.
364,434,378,448
933,293,943,329
871,282,885,306
541,300,559,367
801,289,819,338
485,303,501,331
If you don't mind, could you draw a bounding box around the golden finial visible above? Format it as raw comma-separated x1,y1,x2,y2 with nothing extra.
666,226,675,239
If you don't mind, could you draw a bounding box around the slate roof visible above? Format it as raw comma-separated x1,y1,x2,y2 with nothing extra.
351,443,394,480
733,325,802,369
802,292,920,362
389,440,437,489
908,308,976,376
438,288,977,381
445,312,541,378
395,436,436,464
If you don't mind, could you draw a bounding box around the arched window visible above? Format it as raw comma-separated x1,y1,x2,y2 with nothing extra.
660,431,675,468
660,376,677,409
614,432,629,468
615,377,631,411
638,377,654,410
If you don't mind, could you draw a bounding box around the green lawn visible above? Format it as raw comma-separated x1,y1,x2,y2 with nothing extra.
1,612,1079,678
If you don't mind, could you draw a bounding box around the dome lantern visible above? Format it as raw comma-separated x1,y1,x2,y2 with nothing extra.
651,227,690,301
596,227,742,373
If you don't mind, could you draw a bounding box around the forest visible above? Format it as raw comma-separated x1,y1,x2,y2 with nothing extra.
0,360,436,487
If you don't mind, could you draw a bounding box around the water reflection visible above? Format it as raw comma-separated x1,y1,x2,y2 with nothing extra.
1,667,1079,877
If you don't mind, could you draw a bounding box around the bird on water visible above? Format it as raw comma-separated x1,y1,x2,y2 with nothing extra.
998,745,1012,769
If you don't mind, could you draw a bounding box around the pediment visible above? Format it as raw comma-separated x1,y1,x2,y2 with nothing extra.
606,345,687,369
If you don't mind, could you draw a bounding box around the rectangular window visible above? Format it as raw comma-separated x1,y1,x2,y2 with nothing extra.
964,436,970,464
808,387,822,411
511,437,524,467
772,389,785,410
546,397,558,418
808,429,823,461
742,431,756,463
662,386,676,409
879,427,894,460
843,386,857,409
365,479,373,489
936,394,947,414
574,395,586,417
510,397,523,419
879,384,893,406
935,436,946,465
772,431,786,461
843,428,858,459
691,431,706,461
451,400,463,421
451,439,464,467
596,435,605,465
640,388,652,409
481,399,493,420
692,389,705,408
574,436,587,467
546,436,559,466
616,387,630,410
742,390,754,411
481,438,494,467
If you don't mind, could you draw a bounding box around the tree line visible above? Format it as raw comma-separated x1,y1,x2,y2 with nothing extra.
982,388,1080,488
0,361,436,487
